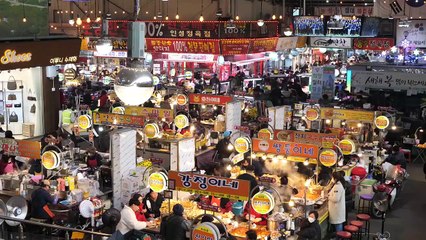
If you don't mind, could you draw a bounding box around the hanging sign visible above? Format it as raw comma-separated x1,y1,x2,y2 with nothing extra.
274,130,337,147
320,108,375,122
252,138,319,159
351,71,426,91
188,94,233,105
220,39,251,55
249,37,278,53
234,137,251,154
319,149,338,167
191,222,219,240
93,112,145,128
144,123,160,139
251,191,275,215
310,37,353,49
305,106,320,121
168,171,251,201
148,172,168,193
78,115,92,129
146,38,220,54
375,115,390,130
176,94,188,105
125,107,174,120
338,139,356,155
353,38,394,50
112,106,126,115
258,128,273,140
174,114,189,129
64,68,77,81
41,151,60,170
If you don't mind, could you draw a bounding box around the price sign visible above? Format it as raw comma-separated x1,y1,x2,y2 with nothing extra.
375,116,390,130
251,191,275,214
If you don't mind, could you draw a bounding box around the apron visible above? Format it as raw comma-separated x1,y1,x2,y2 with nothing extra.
87,158,98,168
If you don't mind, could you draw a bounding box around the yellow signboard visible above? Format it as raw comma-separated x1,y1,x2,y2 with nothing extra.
320,108,374,122
125,107,174,120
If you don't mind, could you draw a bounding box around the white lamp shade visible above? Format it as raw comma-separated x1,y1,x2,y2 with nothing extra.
115,67,155,106
96,38,113,55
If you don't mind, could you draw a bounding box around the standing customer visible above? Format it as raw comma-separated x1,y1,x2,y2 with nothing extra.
328,172,346,232
160,204,191,240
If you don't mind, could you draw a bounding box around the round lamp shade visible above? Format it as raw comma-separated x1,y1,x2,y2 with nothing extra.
96,38,113,55
114,67,155,106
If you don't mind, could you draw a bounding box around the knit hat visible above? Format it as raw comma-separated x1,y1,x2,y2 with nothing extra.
223,131,232,138
173,204,184,216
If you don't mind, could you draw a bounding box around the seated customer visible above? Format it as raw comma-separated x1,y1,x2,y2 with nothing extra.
131,193,147,222
116,199,152,235
297,210,321,240
160,204,191,240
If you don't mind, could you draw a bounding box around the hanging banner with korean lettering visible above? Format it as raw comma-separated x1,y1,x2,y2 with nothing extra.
249,38,278,53
351,70,426,91
320,108,375,122
188,94,233,105
124,107,174,120
221,39,251,55
93,112,145,128
0,138,41,159
144,21,218,39
322,65,336,99
396,20,426,48
252,138,319,159
353,38,394,50
314,6,373,16
311,66,324,100
274,130,337,147
168,171,251,201
146,38,220,54
310,37,353,49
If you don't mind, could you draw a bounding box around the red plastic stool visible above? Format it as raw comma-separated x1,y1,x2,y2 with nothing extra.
336,231,352,239
344,225,360,240
357,213,371,239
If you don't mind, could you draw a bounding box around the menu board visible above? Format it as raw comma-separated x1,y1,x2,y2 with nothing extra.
252,138,319,159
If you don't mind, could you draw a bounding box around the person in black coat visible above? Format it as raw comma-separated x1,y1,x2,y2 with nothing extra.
160,204,191,240
297,210,321,240
383,145,407,169
237,165,259,197
143,189,164,218
30,181,58,222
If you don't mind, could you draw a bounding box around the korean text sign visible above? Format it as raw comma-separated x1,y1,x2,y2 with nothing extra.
252,138,319,159
168,171,251,201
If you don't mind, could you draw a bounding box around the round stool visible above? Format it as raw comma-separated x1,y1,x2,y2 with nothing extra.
344,225,360,240
336,231,352,240
357,213,371,239
358,194,373,214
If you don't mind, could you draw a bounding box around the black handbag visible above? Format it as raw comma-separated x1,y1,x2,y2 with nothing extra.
30,104,36,113
14,104,21,108
7,76,17,90
9,112,18,122
8,94,16,101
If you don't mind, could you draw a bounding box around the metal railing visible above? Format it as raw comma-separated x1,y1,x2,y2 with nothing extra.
0,215,111,240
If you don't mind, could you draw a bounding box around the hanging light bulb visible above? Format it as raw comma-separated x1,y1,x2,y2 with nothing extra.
199,14,204,22
165,15,169,20
303,159,309,166
86,17,91,23
96,17,101,22
279,15,283,19
257,19,264,26
69,19,75,25
272,14,276,20
235,15,240,20
227,143,234,151
226,165,232,171
175,14,180,19
154,16,157,20
76,17,82,26
22,17,27,23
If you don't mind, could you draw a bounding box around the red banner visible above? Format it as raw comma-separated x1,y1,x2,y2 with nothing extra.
250,37,278,53
221,39,251,55
189,94,233,105
146,38,220,54
353,38,394,50
252,138,319,159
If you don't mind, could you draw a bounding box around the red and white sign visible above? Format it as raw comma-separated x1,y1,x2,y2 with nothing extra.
167,53,215,62
353,38,394,51
189,94,233,105
146,38,220,54
221,39,251,55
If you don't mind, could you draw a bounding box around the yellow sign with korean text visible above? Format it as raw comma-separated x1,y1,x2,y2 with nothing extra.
320,108,374,122
251,191,275,215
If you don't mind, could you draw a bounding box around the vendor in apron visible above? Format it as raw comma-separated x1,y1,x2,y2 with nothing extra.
85,147,103,169
30,180,58,223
